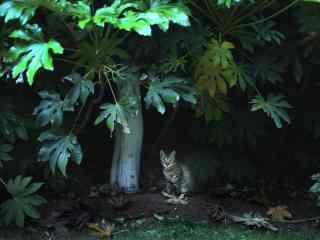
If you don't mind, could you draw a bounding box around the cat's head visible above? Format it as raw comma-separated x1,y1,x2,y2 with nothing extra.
160,150,176,168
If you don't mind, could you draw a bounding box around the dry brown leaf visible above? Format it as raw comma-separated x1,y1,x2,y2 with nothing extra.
87,221,114,238
267,205,293,222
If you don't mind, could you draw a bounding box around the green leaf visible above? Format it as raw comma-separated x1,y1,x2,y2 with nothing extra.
195,94,230,123
0,0,93,27
144,76,197,114
0,144,13,167
0,102,29,143
195,39,238,97
64,73,95,106
0,175,46,227
217,0,241,8
95,98,136,135
94,1,141,27
237,64,256,91
252,19,285,45
38,129,82,176
310,173,320,206
8,24,63,85
93,0,190,36
33,91,65,127
250,94,292,128
254,54,286,84
0,1,38,24
304,0,320,3
71,32,130,72
67,1,92,29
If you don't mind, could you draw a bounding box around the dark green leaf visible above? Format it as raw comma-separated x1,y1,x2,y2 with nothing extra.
33,91,65,127
0,144,13,167
144,76,197,114
95,99,136,135
0,175,46,227
65,73,95,106
250,94,292,128
38,129,82,176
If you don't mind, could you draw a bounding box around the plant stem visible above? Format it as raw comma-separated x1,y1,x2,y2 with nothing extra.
69,69,95,135
55,58,88,68
69,99,88,135
232,0,299,31
0,177,6,188
105,72,119,105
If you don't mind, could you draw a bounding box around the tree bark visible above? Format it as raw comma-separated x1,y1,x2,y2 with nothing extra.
110,71,143,193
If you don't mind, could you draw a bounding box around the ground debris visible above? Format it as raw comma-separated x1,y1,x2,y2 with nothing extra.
161,191,189,205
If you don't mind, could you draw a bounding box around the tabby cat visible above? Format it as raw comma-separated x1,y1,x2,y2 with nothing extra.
160,148,217,195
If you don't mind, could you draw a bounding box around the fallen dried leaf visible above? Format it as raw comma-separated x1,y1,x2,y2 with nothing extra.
267,205,293,222
87,220,114,238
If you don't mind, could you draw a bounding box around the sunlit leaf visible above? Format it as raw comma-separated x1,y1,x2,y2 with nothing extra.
8,24,63,84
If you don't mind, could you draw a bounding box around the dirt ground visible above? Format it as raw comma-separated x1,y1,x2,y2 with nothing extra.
40,188,320,231
1,188,319,240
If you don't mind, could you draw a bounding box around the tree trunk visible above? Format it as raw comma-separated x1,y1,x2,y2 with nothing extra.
110,72,143,193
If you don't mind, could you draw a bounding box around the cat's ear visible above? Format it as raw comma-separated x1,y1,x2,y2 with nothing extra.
169,150,176,159
160,150,165,159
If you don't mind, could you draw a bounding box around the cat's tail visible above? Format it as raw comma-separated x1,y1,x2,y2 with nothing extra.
181,165,194,193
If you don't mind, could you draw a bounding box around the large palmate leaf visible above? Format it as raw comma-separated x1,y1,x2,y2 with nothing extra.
253,54,286,84
0,0,39,24
310,173,320,206
195,94,230,122
64,73,95,106
252,19,285,45
0,175,46,227
38,129,82,175
250,94,292,128
144,76,197,114
159,48,187,73
71,32,130,73
0,101,28,143
195,39,239,97
95,97,138,135
33,91,67,127
0,144,13,167
237,63,256,91
94,1,144,31
7,24,63,85
94,0,190,36
0,0,92,28
64,1,92,29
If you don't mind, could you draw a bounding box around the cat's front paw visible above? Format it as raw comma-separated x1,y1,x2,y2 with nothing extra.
161,190,173,197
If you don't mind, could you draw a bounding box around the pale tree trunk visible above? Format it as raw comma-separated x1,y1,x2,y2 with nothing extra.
110,72,143,193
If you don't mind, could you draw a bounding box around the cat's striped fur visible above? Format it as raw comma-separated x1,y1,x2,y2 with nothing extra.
160,150,194,195
160,148,217,195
